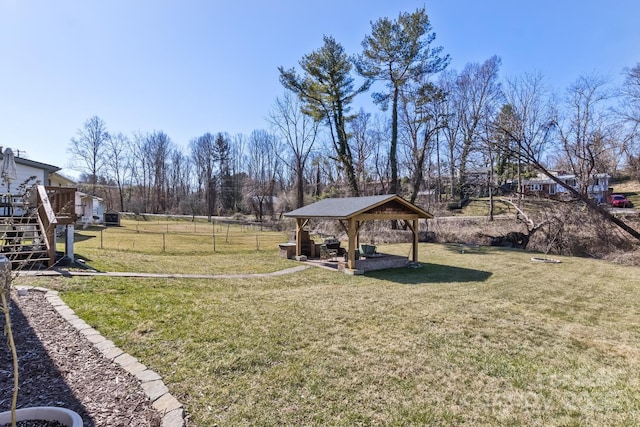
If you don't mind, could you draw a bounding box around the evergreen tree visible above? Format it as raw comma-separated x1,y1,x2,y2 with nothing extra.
355,7,449,194
279,36,369,196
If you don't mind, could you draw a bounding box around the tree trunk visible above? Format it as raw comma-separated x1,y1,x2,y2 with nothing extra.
296,164,304,208
539,165,640,241
390,86,399,195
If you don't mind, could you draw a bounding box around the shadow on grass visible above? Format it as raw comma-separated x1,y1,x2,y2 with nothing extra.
0,297,93,425
72,232,96,242
366,262,492,284
70,252,94,263
443,243,500,255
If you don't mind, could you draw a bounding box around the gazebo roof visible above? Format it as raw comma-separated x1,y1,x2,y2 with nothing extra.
283,194,432,220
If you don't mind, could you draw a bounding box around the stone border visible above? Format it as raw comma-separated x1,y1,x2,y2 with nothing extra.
24,286,185,427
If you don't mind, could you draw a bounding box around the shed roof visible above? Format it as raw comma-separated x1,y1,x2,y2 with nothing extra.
283,194,432,220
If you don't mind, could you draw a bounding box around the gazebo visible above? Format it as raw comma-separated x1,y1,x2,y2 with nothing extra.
283,195,433,272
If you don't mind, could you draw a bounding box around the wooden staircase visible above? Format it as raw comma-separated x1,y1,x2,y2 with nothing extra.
0,185,76,269
0,214,50,268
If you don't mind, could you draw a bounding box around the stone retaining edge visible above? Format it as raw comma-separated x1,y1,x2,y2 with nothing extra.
25,286,185,427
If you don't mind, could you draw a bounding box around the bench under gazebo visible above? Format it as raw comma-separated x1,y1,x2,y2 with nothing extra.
283,194,433,274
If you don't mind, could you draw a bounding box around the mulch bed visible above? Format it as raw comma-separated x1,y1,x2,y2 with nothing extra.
0,290,161,426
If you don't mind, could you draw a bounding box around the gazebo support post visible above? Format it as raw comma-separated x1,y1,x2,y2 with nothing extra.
295,218,309,258
412,218,419,262
404,218,419,263
347,217,357,270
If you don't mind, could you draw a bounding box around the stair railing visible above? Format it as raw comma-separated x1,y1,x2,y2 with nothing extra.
36,186,57,267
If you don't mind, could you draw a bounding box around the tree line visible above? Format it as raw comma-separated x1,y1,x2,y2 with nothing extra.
68,8,640,227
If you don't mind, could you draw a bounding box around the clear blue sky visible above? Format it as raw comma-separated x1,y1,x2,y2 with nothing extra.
1,0,639,179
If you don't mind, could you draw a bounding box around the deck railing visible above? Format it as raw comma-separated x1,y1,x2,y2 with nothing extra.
36,186,58,266
44,186,77,223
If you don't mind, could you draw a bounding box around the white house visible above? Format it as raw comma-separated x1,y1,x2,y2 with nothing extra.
0,148,61,194
519,172,610,203
75,191,105,226
0,150,64,217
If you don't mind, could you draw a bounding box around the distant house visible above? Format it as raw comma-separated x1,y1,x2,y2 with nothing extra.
76,191,105,225
519,172,610,203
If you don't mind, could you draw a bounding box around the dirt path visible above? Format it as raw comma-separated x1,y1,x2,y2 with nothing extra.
19,264,310,279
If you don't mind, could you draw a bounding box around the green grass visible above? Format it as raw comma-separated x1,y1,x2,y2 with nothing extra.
22,242,640,426
458,198,514,217
63,219,295,274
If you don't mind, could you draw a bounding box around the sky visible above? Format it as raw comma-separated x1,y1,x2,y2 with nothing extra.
1,0,639,179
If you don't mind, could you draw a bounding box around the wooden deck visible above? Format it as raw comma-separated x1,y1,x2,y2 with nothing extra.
0,186,77,268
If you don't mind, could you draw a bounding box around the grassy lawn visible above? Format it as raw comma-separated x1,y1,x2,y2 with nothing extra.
64,219,295,274
22,241,640,426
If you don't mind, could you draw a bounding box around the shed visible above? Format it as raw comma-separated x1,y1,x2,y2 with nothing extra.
283,195,432,272
104,209,121,226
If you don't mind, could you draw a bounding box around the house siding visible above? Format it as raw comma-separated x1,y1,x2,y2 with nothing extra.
520,173,610,202
0,163,48,194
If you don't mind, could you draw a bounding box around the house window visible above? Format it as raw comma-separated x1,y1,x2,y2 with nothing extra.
529,184,542,191
549,184,556,195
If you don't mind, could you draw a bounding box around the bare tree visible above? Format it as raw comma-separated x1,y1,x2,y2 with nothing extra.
554,75,619,197
454,56,503,198
268,91,319,208
499,73,553,198
68,115,109,195
168,149,191,214
369,116,391,194
128,132,150,213
224,133,247,213
245,130,281,221
189,133,213,211
494,75,640,242
144,131,174,213
104,132,131,211
620,64,640,132
398,80,447,205
348,109,380,195
438,70,462,198
190,132,232,218
617,64,640,178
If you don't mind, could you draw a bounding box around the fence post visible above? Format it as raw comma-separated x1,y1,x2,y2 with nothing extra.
163,233,166,253
256,234,259,251
100,229,103,249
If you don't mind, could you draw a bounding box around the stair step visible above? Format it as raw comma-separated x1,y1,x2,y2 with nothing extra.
1,211,53,268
